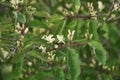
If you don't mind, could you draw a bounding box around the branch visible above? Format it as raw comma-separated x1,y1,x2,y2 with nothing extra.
105,0,115,22
65,15,93,19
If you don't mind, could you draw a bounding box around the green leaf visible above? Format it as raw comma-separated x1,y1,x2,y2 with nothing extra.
5,69,22,80
53,66,65,80
34,11,51,18
29,20,41,27
89,20,99,40
67,48,80,80
89,40,107,65
67,20,77,29
73,39,87,43
102,74,113,80
53,20,66,34
108,24,119,44
49,14,64,22
72,0,81,14
17,13,26,24
0,1,11,7
35,70,53,80
29,50,48,62
100,23,109,39
12,50,25,63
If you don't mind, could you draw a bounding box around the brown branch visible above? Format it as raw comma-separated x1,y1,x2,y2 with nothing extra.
51,42,79,51
105,0,115,22
48,41,88,52
65,15,93,19
107,17,120,23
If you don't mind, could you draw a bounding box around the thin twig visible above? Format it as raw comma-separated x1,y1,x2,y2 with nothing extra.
105,0,115,22
65,15,93,19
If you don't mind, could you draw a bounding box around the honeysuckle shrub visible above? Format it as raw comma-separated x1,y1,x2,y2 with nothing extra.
0,0,120,80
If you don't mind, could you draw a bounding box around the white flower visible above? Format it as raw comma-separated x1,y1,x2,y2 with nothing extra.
113,2,120,11
1,48,9,58
28,61,32,66
67,29,75,41
54,44,58,48
98,1,105,12
87,2,97,20
57,35,65,44
42,34,55,44
38,45,46,53
47,52,55,62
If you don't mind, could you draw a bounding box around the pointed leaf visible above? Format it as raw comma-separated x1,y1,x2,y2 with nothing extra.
53,66,65,80
68,48,80,80
17,13,26,24
89,40,107,65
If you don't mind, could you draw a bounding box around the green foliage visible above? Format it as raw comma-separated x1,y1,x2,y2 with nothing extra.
53,66,65,80
0,0,120,80
89,40,107,65
17,13,26,24
68,48,81,80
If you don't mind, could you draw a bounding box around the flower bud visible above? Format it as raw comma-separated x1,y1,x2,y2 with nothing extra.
24,28,29,34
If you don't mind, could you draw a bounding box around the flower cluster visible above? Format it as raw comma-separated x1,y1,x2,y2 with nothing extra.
10,0,23,9
38,29,75,63
38,45,46,53
87,2,97,20
15,22,29,45
113,2,120,11
84,30,93,40
15,22,29,35
26,6,36,14
47,51,56,62
39,29,75,53
87,1,105,20
67,29,75,41
42,34,65,44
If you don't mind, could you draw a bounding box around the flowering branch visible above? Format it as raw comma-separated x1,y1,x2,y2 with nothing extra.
105,0,116,22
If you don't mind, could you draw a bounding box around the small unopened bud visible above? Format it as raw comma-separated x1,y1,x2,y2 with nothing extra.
67,29,75,41
15,30,21,34
75,5,80,11
91,58,96,64
108,68,111,71
102,65,108,70
112,66,115,71
28,61,32,66
57,6,63,12
85,33,88,39
26,6,36,14
24,28,29,34
89,63,95,67
98,1,105,12
54,44,58,48
63,57,66,62
16,40,20,47
21,35,24,45
16,23,22,30
89,34,93,40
